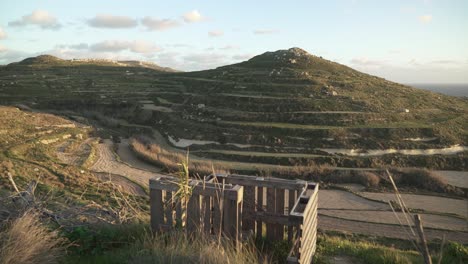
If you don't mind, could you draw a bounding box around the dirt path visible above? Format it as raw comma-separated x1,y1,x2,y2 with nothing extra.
91,139,165,188
117,139,162,173
318,215,468,243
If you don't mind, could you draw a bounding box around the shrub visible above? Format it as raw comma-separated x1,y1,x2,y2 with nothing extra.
391,168,448,192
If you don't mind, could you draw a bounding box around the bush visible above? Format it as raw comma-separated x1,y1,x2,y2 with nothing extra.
391,168,448,192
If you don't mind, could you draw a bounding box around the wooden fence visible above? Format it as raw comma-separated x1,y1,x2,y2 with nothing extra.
149,174,318,263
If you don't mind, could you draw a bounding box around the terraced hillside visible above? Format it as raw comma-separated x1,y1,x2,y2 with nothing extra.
0,48,466,170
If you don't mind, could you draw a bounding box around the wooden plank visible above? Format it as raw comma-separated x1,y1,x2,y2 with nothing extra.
150,187,164,232
175,200,183,228
288,189,297,242
186,194,201,234
243,185,256,232
202,195,212,234
212,194,222,237
165,191,174,228
256,186,264,240
266,187,276,240
275,188,285,240
221,175,307,190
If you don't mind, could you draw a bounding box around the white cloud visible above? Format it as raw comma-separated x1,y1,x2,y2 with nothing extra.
419,14,432,24
142,17,180,31
0,27,6,39
89,40,161,54
0,44,7,52
87,14,137,28
253,29,279,35
182,10,204,23
8,10,61,30
208,30,224,37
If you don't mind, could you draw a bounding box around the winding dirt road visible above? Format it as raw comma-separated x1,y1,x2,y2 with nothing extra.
91,139,165,188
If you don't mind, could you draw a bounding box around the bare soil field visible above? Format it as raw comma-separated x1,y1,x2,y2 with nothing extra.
320,210,467,231
434,170,468,188
359,192,468,218
319,190,389,210
318,215,468,243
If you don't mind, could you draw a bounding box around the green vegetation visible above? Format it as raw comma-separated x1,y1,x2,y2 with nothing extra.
313,235,466,264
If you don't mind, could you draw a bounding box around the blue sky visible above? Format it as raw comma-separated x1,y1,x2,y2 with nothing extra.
0,0,467,83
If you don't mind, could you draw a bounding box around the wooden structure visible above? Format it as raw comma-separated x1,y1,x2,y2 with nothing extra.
149,174,318,263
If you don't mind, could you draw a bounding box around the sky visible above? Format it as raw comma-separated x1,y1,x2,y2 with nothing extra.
0,0,467,83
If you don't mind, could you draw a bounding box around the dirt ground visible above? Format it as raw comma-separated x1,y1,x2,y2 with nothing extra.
434,170,468,188
359,192,468,218
318,215,468,244
320,210,467,231
319,190,390,210
91,139,165,188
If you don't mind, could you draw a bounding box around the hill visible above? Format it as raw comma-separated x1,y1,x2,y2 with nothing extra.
6,54,178,72
0,48,466,171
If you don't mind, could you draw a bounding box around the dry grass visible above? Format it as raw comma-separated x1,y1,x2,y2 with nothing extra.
130,230,268,264
0,210,65,264
130,136,228,176
389,168,449,193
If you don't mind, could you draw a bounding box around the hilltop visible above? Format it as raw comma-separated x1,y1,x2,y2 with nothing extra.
6,54,178,72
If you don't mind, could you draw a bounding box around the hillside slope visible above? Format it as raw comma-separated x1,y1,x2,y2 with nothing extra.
0,48,466,170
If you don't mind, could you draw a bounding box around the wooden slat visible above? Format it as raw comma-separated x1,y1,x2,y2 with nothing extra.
243,185,256,232
266,187,276,240
212,194,222,237
275,188,285,240
186,194,200,234
150,187,164,232
202,195,212,234
256,186,264,240
288,189,297,242
175,200,183,227
165,191,174,228
220,174,307,190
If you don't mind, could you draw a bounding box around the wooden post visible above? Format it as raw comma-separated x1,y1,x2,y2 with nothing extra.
165,191,174,228
256,186,264,240
414,214,432,264
187,194,201,234
266,187,276,240
243,185,256,232
202,195,212,234
288,189,297,242
150,187,164,232
275,188,285,240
